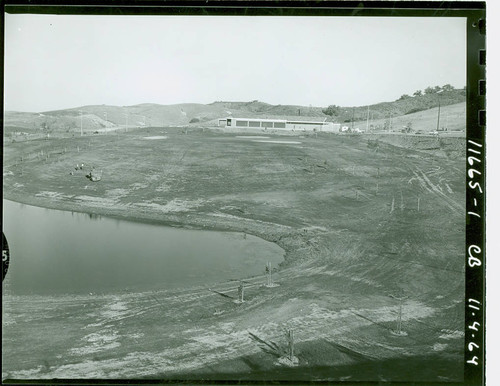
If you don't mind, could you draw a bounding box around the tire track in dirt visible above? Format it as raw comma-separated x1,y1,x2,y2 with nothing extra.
410,166,463,215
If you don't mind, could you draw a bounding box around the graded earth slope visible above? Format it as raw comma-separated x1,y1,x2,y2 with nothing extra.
2,127,465,381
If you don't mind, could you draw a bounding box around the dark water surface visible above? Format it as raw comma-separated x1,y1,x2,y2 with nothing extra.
2,200,284,295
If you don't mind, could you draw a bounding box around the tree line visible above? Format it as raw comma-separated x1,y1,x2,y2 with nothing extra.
397,84,463,100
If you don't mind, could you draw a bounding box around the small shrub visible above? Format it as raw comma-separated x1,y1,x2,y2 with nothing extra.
405,107,426,115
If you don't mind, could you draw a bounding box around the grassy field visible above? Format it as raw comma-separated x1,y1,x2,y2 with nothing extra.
2,127,465,381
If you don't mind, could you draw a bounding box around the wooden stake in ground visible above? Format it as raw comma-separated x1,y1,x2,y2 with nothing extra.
238,284,244,302
389,292,408,335
266,262,273,286
286,329,294,360
400,191,404,211
397,299,403,334
417,197,421,212
390,196,395,213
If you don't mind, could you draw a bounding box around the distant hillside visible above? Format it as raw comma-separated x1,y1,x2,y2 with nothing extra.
209,100,325,118
354,102,466,133
4,88,466,134
4,103,231,134
4,102,327,134
322,88,466,123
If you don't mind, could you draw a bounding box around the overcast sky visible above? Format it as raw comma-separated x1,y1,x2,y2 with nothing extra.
4,14,466,112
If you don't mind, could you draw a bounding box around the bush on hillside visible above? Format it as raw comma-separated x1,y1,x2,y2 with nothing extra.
405,107,426,115
424,86,437,95
322,104,341,116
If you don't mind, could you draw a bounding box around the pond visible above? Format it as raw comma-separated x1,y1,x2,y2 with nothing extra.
2,200,284,295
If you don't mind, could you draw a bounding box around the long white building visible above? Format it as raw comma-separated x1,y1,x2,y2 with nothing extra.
218,117,340,132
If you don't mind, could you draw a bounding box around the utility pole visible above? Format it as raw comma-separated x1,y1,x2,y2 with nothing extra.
104,111,107,135
351,108,355,131
366,105,370,132
436,90,444,131
436,99,441,131
79,110,83,136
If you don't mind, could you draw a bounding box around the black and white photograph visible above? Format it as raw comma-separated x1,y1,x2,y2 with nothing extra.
2,4,486,384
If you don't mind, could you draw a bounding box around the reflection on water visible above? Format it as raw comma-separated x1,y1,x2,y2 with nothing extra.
70,210,102,221
87,212,101,221
2,200,284,295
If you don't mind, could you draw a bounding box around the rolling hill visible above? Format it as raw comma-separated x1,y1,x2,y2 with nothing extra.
3,88,466,134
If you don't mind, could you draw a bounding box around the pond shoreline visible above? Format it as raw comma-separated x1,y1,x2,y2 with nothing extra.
3,191,301,270
3,196,287,296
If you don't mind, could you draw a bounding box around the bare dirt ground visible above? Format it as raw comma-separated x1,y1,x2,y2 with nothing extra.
2,127,465,381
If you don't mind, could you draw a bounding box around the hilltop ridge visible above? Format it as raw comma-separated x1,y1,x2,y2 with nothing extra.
4,88,465,134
